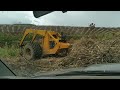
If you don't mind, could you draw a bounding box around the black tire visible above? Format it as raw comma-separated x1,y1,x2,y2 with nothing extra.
57,49,68,57
23,43,42,60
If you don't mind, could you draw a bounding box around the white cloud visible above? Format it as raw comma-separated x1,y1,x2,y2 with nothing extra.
35,11,120,27
0,11,120,27
0,11,32,24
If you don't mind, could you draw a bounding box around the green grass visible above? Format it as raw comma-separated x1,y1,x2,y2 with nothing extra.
0,32,33,46
0,32,22,46
0,29,120,58
0,32,36,58
0,44,19,58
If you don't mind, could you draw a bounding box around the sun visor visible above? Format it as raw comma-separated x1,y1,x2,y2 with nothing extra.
33,11,54,18
33,11,67,18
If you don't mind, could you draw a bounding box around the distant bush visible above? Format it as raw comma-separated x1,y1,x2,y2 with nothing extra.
0,32,33,47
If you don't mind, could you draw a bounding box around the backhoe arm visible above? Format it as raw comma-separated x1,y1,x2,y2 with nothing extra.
20,29,47,46
19,30,29,46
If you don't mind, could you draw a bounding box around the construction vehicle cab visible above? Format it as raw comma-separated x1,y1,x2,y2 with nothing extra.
20,29,71,60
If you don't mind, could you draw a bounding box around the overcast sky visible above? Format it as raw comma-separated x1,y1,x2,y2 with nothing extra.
1,11,120,27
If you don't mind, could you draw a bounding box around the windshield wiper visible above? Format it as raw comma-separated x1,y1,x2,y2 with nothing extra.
55,71,120,76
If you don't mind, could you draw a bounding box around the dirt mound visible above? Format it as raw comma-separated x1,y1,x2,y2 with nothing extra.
59,37,120,68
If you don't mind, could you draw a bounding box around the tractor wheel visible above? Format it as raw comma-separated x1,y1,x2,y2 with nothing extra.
57,49,68,57
23,43,42,60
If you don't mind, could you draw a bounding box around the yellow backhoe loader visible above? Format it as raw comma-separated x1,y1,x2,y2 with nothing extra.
19,29,71,60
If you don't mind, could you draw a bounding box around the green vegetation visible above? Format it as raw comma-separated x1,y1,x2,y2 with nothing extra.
0,32,22,46
0,32,33,58
0,45,19,58
0,28,120,59
0,32,33,47
1,27,120,75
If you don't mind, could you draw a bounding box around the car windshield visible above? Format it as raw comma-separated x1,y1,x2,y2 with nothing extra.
1,11,120,78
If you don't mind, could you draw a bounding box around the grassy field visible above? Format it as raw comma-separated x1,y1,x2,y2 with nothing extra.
0,45,19,58
0,28,120,58
0,34,119,59
0,32,20,58
0,32,34,58
1,27,120,76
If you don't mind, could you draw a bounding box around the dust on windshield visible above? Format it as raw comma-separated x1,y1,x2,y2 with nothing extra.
0,11,120,77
